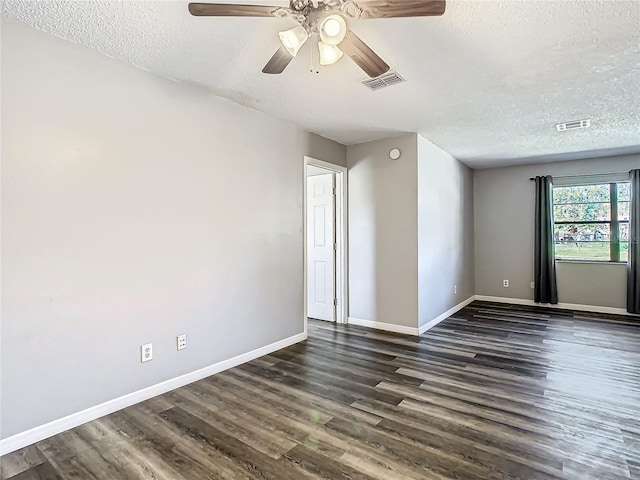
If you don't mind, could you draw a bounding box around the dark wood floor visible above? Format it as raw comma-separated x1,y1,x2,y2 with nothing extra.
2,301,640,479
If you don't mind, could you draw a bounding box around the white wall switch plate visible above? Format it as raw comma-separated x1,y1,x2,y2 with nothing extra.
454,285,457,294
530,282,535,289
177,334,187,351
503,279,510,288
141,343,153,362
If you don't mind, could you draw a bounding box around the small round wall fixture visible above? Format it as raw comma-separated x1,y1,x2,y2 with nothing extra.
389,148,401,160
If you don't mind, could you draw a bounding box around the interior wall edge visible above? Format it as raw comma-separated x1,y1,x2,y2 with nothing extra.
418,295,476,334
347,294,475,336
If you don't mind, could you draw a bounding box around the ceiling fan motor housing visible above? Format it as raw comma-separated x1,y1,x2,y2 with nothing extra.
290,0,343,13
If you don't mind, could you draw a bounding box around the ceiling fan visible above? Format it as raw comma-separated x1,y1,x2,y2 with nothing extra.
188,0,446,77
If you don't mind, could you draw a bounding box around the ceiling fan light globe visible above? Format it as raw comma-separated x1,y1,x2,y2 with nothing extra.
278,26,309,57
318,42,344,66
319,14,347,45
324,18,341,37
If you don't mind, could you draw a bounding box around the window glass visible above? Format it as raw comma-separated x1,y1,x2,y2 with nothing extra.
619,200,630,221
554,224,610,261
553,203,610,222
553,181,630,262
618,182,631,201
553,184,609,204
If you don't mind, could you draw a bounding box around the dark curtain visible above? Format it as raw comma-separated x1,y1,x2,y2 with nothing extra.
534,176,558,304
628,169,640,314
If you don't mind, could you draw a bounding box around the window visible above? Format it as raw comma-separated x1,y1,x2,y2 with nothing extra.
553,181,630,262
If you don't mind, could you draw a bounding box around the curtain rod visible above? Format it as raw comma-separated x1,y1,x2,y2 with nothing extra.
528,172,629,181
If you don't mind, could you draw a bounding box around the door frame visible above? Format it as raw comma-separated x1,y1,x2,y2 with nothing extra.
303,156,348,335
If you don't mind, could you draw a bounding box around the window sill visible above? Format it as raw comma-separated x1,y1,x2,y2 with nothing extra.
556,259,627,266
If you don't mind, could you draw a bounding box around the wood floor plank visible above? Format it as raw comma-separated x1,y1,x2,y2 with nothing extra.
165,383,299,458
282,444,377,480
6,462,61,480
351,397,566,478
0,446,46,479
223,367,384,426
2,301,638,479
104,410,253,479
158,406,318,479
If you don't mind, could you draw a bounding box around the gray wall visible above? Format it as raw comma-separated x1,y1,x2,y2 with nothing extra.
347,134,419,328
1,19,346,438
474,153,639,308
307,136,347,168
417,136,475,326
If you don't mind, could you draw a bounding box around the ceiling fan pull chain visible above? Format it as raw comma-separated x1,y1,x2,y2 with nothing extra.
310,34,319,74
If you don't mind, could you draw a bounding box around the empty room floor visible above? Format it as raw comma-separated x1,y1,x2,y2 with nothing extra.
1,301,639,479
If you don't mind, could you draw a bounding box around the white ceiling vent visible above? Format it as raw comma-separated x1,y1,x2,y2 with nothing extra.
556,119,591,132
362,71,405,91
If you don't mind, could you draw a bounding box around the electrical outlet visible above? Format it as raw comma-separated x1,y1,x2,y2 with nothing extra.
503,279,510,288
141,343,153,362
454,285,457,294
530,281,535,289
177,334,187,351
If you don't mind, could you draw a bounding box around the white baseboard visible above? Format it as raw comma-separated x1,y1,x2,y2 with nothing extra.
347,293,636,340
348,296,477,337
347,317,420,336
0,332,307,456
475,295,637,316
418,295,476,334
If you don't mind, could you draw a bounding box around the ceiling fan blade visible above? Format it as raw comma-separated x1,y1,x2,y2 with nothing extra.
339,30,390,78
188,3,282,17
356,0,446,19
262,46,295,74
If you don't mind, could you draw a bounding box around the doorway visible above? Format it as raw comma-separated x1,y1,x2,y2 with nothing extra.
304,157,347,332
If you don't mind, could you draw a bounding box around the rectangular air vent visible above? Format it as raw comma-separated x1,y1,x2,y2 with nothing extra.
362,71,405,91
556,119,591,132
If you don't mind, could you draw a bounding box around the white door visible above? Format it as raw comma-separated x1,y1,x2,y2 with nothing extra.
307,173,336,321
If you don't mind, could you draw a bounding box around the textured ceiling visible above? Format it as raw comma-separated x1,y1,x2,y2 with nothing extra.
2,0,640,167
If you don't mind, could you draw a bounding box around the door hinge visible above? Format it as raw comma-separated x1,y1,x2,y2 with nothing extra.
334,298,337,306
333,187,336,196
334,243,337,251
